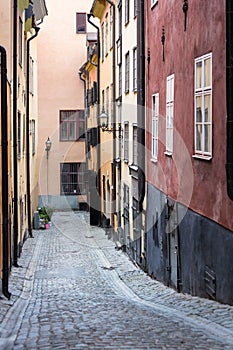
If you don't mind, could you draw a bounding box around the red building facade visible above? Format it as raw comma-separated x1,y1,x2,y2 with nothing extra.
145,0,233,304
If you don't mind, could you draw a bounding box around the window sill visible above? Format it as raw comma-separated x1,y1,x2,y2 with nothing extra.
164,151,173,157
193,154,212,161
128,163,138,179
151,158,158,164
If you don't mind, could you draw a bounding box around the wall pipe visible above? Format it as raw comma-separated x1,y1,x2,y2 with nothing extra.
226,0,233,200
0,45,11,299
105,0,116,225
26,27,40,238
13,0,19,267
137,0,146,212
87,13,101,225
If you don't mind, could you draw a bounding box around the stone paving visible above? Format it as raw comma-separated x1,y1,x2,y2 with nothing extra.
0,211,233,349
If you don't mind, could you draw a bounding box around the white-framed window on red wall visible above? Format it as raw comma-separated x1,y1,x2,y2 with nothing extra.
166,74,174,154
60,110,85,141
152,93,159,160
194,52,212,159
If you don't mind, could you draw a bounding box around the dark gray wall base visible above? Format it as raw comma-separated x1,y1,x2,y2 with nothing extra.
146,182,233,305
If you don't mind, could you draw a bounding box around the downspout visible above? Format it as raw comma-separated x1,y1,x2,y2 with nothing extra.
0,46,11,299
226,0,233,200
137,0,146,212
26,26,40,238
13,0,19,267
106,0,116,225
79,70,89,206
87,13,101,225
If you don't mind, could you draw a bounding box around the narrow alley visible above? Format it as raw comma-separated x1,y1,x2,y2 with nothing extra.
0,211,233,350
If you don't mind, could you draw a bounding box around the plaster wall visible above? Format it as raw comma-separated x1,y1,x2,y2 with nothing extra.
146,0,233,231
37,0,93,206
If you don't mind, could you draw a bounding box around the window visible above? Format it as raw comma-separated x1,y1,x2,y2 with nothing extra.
133,125,137,164
19,17,23,65
117,37,122,65
119,64,122,97
76,13,86,34
110,6,114,48
101,23,105,60
125,0,130,25
105,13,109,55
125,51,130,93
124,122,129,161
132,197,140,234
166,74,174,154
102,89,105,112
60,163,86,195
106,86,109,116
151,0,158,8
133,47,137,91
118,1,122,37
60,110,85,141
152,93,159,159
194,53,212,158
134,0,137,17
123,184,130,234
29,56,34,94
17,112,21,158
30,119,36,155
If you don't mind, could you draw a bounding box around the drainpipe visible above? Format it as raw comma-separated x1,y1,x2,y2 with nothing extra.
26,27,40,238
137,0,146,212
106,0,116,226
226,0,233,200
87,13,101,225
0,46,11,299
13,0,19,267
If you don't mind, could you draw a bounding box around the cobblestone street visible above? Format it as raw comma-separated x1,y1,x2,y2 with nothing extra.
1,211,233,349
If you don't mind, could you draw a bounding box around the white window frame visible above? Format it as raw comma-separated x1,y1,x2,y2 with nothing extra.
105,13,109,55
133,125,137,165
165,74,174,154
151,0,158,8
124,122,129,162
133,47,137,91
125,51,130,93
152,93,159,160
194,53,212,159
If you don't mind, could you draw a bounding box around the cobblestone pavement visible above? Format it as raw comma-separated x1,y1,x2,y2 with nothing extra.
1,211,233,349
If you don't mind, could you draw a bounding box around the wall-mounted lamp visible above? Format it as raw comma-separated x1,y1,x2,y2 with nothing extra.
98,111,122,138
45,137,52,159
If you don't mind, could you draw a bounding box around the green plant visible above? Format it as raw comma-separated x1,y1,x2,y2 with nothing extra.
38,207,52,224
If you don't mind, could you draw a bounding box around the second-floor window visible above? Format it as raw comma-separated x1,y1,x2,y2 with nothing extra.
60,110,85,141
124,122,129,161
166,74,174,154
125,52,130,93
101,23,105,60
76,13,86,34
105,13,109,55
125,0,130,25
194,53,212,158
133,125,137,164
19,17,23,65
133,47,137,91
152,93,159,160
30,119,36,156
